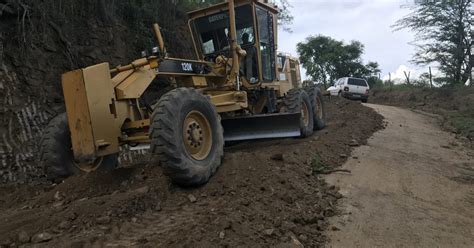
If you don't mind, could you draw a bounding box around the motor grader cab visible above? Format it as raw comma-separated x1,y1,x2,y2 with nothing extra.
40,0,326,186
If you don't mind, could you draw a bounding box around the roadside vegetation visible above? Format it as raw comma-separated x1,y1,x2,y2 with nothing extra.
394,0,472,87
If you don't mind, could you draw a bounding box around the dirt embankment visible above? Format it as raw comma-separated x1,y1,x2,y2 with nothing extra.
0,99,384,247
371,87,474,146
0,1,194,183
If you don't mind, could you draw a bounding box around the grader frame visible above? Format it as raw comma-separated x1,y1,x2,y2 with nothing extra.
48,0,325,185
62,0,303,162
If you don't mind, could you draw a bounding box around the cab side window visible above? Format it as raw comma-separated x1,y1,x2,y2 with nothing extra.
256,7,275,82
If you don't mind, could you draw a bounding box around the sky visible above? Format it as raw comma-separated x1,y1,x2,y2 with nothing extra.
277,0,428,82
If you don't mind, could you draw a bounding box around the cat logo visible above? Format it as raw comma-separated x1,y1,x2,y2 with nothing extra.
181,63,193,72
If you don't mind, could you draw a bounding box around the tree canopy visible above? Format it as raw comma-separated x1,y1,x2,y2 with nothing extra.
296,35,381,88
394,0,473,86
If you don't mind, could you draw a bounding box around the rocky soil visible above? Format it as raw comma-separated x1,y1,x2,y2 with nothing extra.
0,98,383,247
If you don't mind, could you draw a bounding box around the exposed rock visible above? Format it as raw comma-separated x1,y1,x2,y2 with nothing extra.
134,186,149,194
298,234,308,242
222,220,232,230
67,212,78,221
264,228,274,236
31,232,52,243
58,221,71,230
276,234,304,248
96,216,111,225
17,230,30,244
218,231,225,239
349,139,360,147
241,199,250,206
289,235,304,248
271,153,284,161
54,191,62,201
187,194,197,203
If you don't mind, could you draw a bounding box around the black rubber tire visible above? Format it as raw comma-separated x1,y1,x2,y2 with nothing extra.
39,113,118,183
305,86,327,130
362,99,368,103
150,88,224,186
283,89,314,138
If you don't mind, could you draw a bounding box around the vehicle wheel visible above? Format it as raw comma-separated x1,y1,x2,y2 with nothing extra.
150,88,224,186
283,89,314,138
338,91,342,97
362,99,368,103
305,86,326,130
39,113,118,183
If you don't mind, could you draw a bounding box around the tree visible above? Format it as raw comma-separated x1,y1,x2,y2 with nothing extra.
365,61,383,88
394,0,473,86
366,61,381,76
296,35,381,88
271,0,294,32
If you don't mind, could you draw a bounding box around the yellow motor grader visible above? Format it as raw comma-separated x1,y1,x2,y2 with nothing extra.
40,0,326,186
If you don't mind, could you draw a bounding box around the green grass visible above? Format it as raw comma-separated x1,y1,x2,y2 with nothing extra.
311,154,329,174
448,110,474,139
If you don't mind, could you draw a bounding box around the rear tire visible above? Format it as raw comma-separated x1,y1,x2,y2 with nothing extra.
305,86,326,130
150,88,224,186
39,113,118,183
283,89,314,138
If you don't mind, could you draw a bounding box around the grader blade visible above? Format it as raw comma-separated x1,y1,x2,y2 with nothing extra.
222,113,301,141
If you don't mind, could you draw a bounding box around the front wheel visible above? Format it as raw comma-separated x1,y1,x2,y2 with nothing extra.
305,86,326,130
39,113,118,183
150,88,224,186
283,89,314,138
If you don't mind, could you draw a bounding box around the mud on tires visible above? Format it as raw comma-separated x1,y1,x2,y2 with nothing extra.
305,86,326,130
39,113,118,183
283,89,314,137
150,88,224,186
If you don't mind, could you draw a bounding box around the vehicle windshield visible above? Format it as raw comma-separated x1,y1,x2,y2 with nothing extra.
192,4,255,55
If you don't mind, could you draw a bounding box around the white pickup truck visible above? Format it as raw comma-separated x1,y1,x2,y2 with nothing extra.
327,77,370,103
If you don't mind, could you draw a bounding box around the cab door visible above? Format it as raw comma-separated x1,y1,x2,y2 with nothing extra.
256,6,276,82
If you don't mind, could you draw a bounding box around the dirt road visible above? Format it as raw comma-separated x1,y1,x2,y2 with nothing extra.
327,104,474,247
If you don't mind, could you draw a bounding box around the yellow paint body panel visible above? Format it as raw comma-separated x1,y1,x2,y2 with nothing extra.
62,63,120,161
62,70,96,161
115,65,156,100
208,91,248,113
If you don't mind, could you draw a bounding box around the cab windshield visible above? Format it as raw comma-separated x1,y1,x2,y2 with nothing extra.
192,4,254,55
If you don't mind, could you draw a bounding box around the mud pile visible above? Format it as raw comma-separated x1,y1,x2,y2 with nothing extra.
0,99,384,247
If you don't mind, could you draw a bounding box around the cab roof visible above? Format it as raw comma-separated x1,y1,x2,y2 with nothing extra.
187,0,278,20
